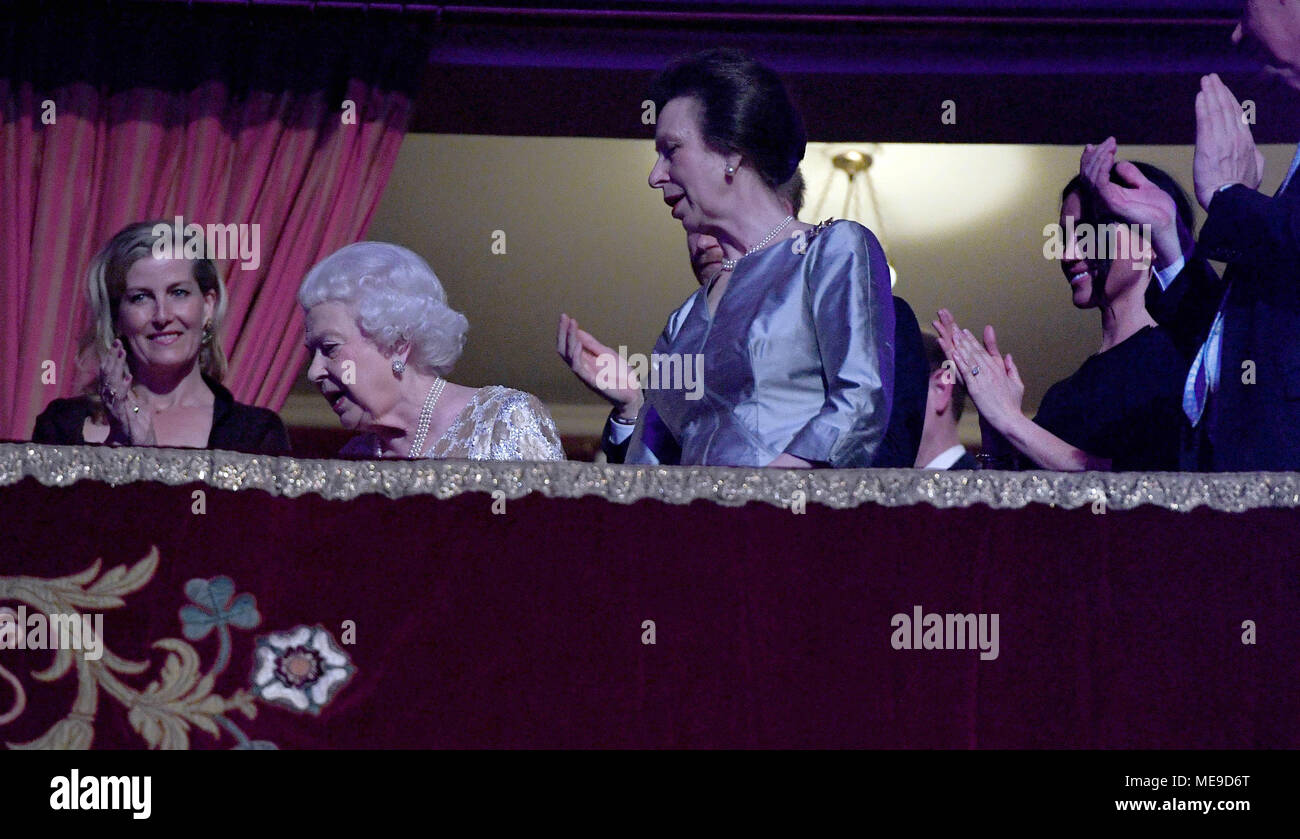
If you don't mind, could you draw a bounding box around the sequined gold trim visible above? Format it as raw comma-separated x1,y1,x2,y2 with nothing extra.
1,443,1294,512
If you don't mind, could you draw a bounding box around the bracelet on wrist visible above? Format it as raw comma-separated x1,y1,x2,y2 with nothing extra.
609,410,639,426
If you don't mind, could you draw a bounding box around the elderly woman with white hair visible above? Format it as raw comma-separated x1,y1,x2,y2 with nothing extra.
298,242,564,461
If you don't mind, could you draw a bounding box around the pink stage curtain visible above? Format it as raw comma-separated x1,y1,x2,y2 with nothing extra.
0,8,423,440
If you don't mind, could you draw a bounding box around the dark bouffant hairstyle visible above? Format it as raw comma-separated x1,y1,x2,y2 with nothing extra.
649,48,806,190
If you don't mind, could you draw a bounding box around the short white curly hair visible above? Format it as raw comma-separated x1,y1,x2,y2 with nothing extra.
298,242,469,376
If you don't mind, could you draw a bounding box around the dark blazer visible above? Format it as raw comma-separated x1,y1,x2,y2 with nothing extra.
1154,177,1300,470
870,295,928,467
32,374,291,455
1144,255,1224,364
602,294,926,466
950,450,979,470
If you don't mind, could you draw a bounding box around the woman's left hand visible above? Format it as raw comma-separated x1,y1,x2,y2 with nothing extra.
99,339,156,445
934,309,1025,432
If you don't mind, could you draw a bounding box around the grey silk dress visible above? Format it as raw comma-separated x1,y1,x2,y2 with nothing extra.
625,219,895,467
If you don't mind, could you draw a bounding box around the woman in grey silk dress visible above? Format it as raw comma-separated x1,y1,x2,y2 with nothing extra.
558,48,894,468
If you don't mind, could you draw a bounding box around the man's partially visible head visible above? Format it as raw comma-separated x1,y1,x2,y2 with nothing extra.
686,167,804,285
922,332,967,424
1234,0,1300,85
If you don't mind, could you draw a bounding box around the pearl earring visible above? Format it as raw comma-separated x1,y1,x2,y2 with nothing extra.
725,164,736,176
392,358,406,376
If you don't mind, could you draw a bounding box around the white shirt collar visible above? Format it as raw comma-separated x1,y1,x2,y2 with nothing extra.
922,444,968,470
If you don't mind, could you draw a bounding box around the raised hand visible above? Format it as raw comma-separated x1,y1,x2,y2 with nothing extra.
557,313,644,420
1193,73,1265,210
931,308,961,383
99,339,155,445
933,310,1024,432
1080,138,1186,267
1081,138,1177,231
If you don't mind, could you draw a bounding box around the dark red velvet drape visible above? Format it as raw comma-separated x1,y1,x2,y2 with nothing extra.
1,477,1294,749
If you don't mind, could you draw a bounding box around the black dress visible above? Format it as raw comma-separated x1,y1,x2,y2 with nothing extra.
31,374,291,455
1030,324,1186,471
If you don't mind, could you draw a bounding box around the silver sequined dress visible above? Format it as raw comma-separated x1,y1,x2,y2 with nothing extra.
345,386,565,461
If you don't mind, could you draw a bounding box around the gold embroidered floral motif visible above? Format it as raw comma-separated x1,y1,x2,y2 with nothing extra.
0,548,257,750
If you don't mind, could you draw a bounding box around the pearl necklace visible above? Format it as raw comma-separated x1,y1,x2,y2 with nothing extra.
376,377,446,459
719,215,794,272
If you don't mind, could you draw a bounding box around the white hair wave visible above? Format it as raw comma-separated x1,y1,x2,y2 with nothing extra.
298,242,469,376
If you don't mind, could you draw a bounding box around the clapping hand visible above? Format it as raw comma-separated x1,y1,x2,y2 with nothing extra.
933,309,1025,433
99,339,155,445
1193,73,1265,210
1081,137,1185,267
557,313,644,420
1081,138,1177,231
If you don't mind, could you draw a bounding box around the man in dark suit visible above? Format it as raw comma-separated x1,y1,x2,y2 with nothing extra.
914,333,977,470
870,296,929,467
1081,2,1300,470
